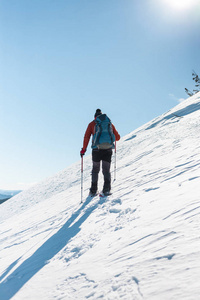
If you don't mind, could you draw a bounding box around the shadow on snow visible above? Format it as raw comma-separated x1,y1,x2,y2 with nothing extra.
145,102,200,130
0,195,106,300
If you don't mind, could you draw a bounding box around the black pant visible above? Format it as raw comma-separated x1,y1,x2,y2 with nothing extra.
91,149,112,192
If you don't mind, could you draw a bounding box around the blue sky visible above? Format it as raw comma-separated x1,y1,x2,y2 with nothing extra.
1,0,200,190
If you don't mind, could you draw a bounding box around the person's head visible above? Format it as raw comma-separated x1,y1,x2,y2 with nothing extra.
94,109,102,118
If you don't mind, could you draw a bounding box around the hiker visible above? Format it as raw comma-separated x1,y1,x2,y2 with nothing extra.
80,109,120,196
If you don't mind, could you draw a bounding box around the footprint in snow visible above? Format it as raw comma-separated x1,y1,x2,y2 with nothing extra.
109,208,121,214
111,198,122,206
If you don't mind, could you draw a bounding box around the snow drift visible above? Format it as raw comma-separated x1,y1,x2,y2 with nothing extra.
0,93,200,300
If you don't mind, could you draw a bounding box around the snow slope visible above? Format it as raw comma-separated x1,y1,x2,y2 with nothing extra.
0,93,200,300
0,190,21,204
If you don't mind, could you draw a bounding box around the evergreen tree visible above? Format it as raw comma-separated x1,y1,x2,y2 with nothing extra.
185,70,200,97
192,70,200,93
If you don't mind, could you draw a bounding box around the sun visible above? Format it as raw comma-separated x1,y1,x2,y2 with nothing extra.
163,0,199,11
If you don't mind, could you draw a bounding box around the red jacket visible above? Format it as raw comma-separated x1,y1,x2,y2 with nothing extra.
83,120,120,151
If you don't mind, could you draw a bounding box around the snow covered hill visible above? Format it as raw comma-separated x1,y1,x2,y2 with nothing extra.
0,93,200,300
0,190,21,204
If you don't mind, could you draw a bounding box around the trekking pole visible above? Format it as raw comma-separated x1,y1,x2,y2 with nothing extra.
114,141,117,181
81,155,83,203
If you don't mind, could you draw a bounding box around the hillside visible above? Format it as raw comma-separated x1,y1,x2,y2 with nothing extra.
0,93,200,300
0,190,21,205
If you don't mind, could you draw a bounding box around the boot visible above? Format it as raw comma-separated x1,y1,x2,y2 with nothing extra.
89,181,98,196
103,180,111,194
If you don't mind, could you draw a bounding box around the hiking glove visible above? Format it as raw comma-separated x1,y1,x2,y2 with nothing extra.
80,148,86,157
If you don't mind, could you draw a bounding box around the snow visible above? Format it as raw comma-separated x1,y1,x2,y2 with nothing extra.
0,190,21,202
0,93,200,299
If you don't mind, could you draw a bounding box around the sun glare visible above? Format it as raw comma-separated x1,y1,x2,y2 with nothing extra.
163,0,199,11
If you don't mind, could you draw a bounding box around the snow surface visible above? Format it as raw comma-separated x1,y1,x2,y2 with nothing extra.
0,191,21,202
0,93,200,300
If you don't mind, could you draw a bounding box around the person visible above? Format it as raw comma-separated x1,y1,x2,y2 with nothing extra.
80,109,120,196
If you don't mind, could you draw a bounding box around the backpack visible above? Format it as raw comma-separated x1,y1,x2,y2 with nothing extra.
92,114,115,149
